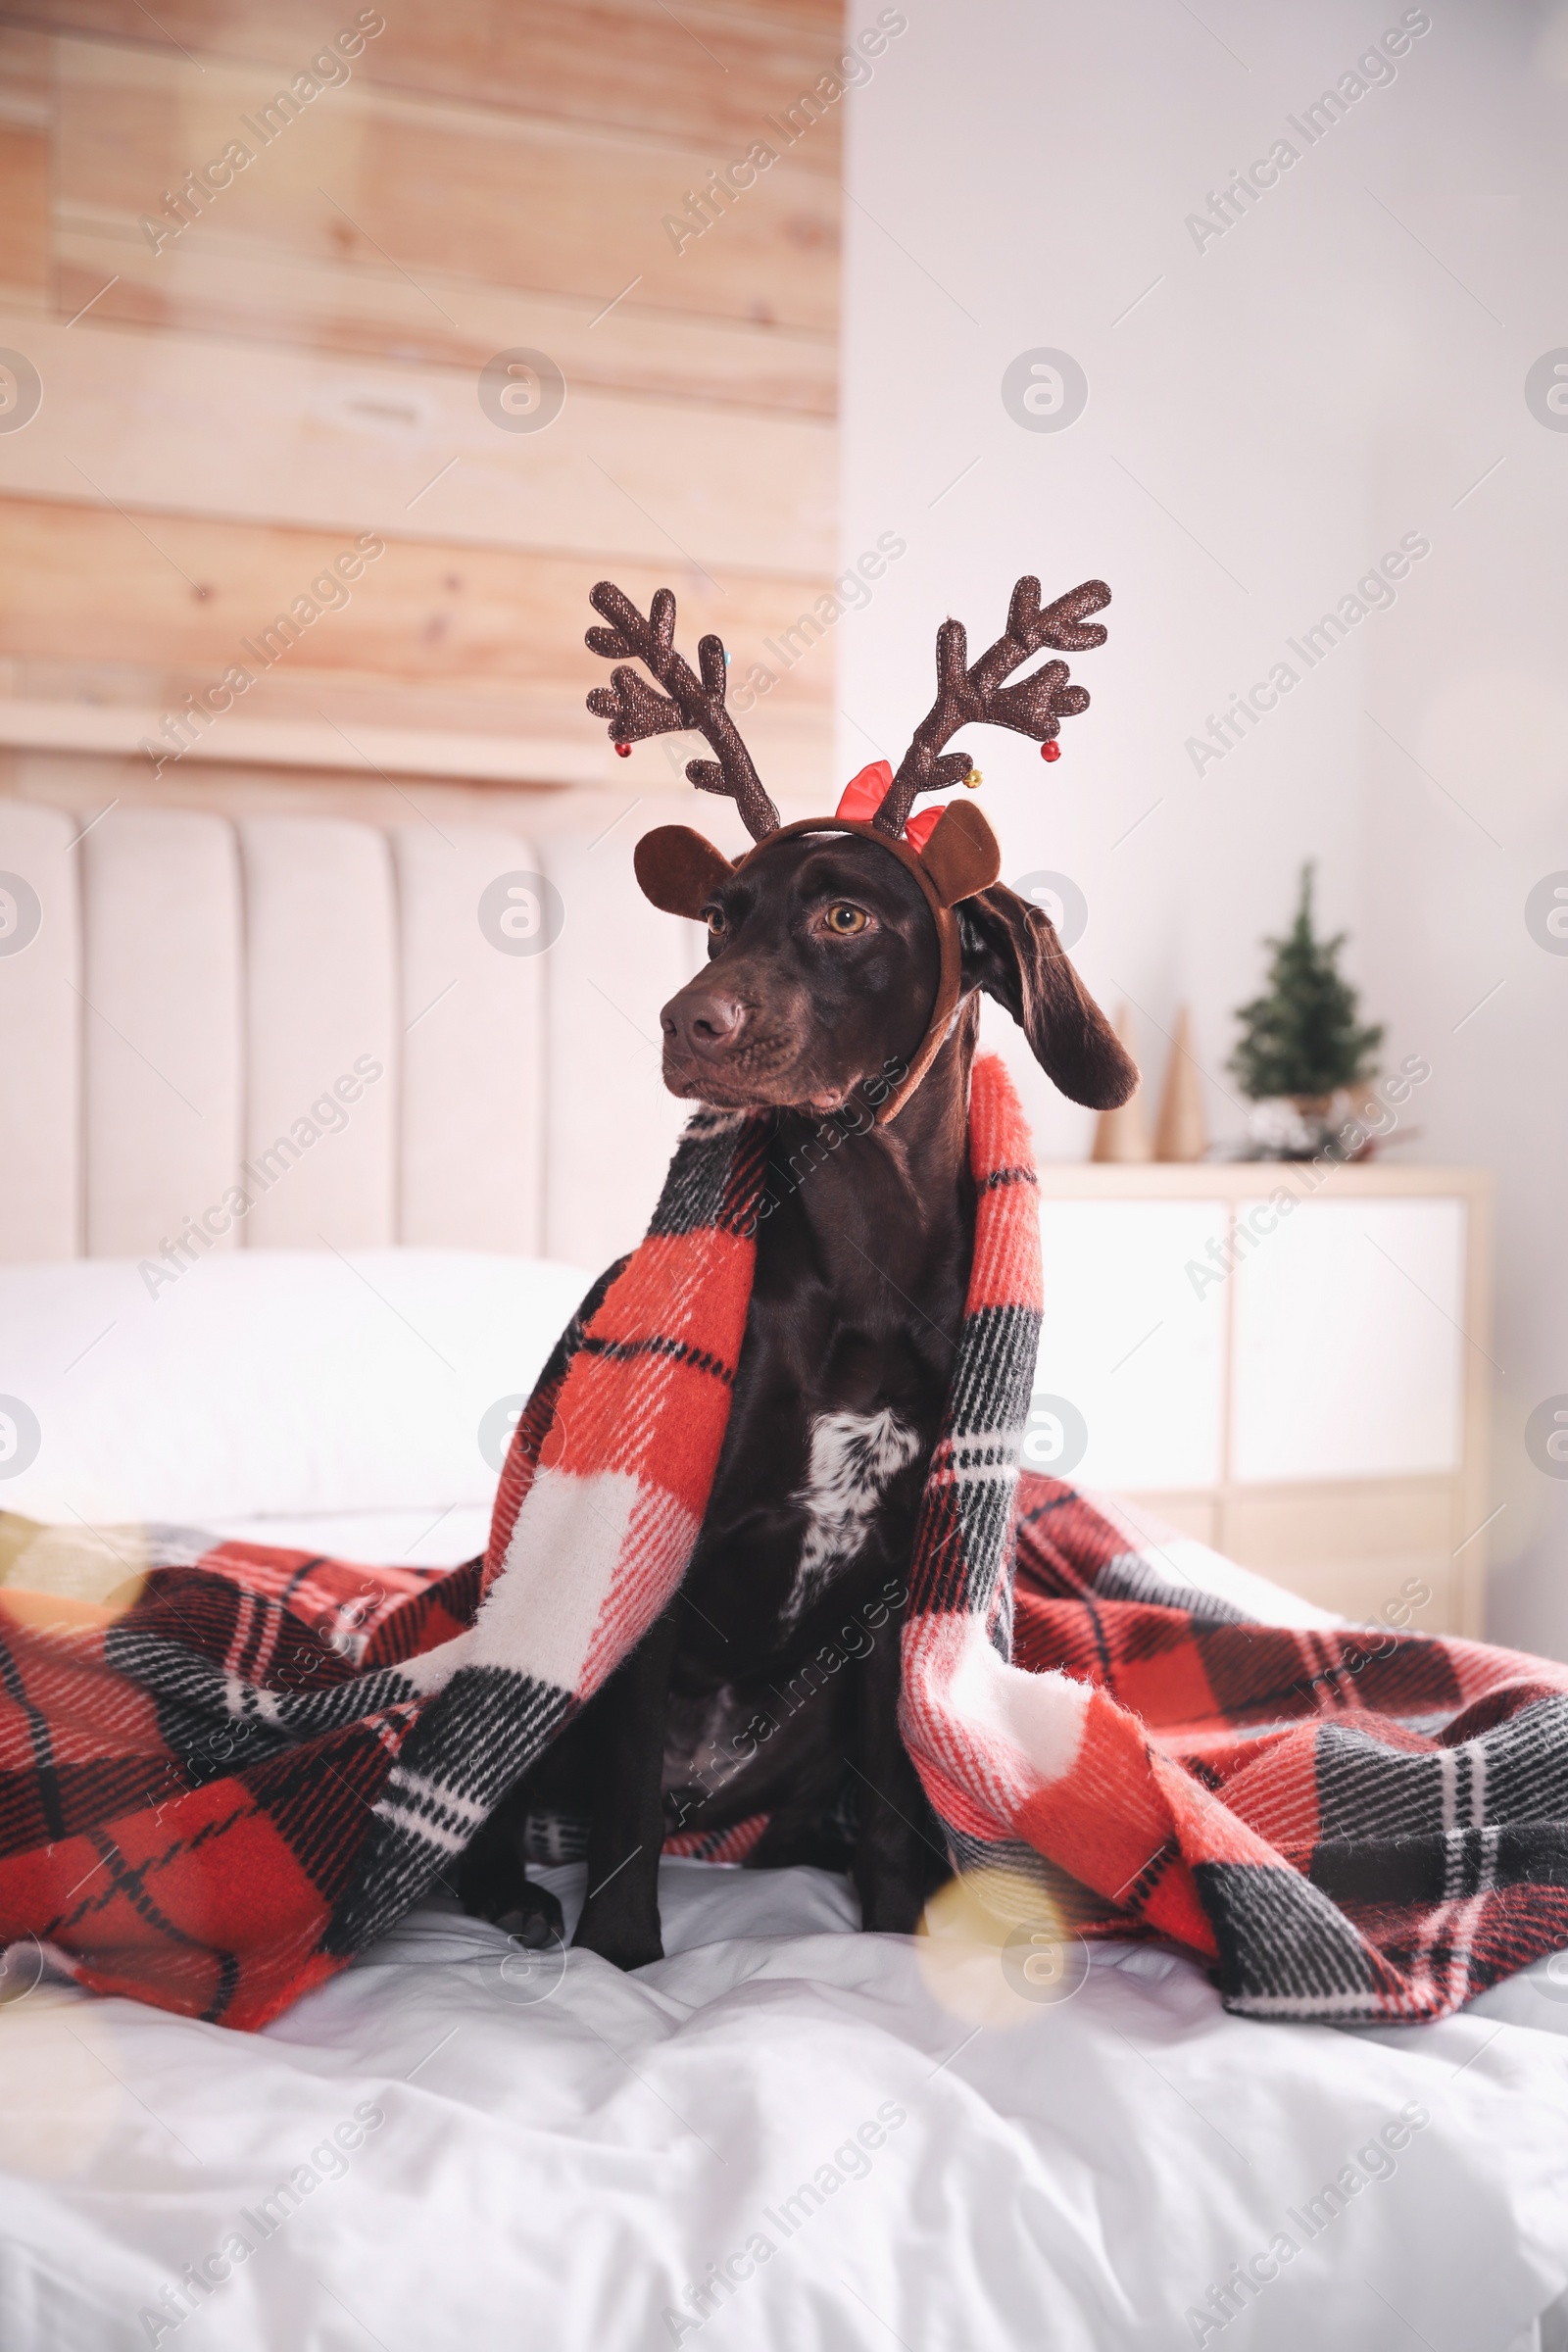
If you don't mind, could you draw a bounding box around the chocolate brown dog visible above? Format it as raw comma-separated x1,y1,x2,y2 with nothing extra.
458,577,1137,1967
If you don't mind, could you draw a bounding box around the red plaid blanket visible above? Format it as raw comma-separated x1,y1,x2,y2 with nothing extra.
1,1055,1564,2029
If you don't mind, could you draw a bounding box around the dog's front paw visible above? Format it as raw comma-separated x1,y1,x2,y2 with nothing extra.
571,1904,663,1971
458,1844,564,1949
496,1883,565,1948
854,1854,931,1936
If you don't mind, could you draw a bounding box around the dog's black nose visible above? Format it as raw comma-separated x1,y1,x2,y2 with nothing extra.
662,989,747,1062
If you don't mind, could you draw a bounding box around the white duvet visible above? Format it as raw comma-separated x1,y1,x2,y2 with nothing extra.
3,1251,1567,2350
4,1863,1568,2351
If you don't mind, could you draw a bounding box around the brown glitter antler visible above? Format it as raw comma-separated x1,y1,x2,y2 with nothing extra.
585,580,780,844
874,576,1111,838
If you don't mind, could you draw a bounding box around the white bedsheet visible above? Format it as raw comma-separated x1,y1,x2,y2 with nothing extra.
4,1860,1568,2352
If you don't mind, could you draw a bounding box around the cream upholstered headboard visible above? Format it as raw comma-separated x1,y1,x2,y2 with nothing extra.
0,801,703,1271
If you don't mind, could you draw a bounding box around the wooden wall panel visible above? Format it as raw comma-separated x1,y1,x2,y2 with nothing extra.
55,40,840,335
35,3,850,151
0,314,835,575
0,130,50,306
0,499,832,686
0,30,53,308
0,500,841,798
0,0,842,800
52,227,837,415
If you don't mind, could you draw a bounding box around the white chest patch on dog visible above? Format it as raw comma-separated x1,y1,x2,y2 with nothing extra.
782,1407,922,1627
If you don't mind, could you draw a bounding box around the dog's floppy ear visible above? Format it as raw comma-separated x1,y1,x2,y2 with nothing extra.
634,825,735,919
958,883,1139,1108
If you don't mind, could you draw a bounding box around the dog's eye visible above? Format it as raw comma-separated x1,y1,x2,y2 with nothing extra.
705,907,725,936
823,904,869,936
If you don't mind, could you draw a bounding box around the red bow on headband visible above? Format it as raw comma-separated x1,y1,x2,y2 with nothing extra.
834,760,946,851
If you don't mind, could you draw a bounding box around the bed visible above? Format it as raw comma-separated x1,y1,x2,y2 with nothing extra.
3,803,1566,2347
3,1246,1567,2352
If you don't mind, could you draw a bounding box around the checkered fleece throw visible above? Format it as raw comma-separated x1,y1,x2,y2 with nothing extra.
1,1055,1564,2030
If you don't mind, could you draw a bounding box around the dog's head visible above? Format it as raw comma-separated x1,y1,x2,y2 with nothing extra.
585,576,1139,1123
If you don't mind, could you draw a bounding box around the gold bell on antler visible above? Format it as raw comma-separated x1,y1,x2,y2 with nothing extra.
963,767,983,789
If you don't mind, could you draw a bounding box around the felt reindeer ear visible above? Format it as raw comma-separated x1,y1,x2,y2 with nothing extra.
915,799,1002,906
958,883,1139,1110
633,825,735,919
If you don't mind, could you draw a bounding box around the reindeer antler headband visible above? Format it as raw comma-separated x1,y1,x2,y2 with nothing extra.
585,571,1111,1119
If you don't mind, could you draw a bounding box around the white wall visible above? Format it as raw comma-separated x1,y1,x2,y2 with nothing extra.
839,0,1568,1653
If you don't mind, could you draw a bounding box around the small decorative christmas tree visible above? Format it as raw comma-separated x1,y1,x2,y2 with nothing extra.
1230,865,1383,1104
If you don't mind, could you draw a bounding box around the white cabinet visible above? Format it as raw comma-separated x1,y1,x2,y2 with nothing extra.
1033,1165,1492,1635
1036,1200,1227,1493
1232,1198,1466,1484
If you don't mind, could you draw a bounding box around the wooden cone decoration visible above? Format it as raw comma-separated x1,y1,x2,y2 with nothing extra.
1091,1004,1152,1162
1155,1005,1208,1162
